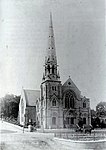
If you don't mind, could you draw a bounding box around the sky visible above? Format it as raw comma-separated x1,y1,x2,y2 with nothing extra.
0,0,105,109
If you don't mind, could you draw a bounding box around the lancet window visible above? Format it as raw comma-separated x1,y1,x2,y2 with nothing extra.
65,91,75,109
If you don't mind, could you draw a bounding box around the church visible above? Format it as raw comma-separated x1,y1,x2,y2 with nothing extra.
19,13,91,129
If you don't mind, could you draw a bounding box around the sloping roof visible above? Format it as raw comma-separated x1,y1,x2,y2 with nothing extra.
23,89,40,106
62,77,81,100
63,77,80,92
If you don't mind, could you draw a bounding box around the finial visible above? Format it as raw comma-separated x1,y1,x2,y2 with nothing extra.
50,11,52,18
69,76,70,78
49,11,53,27
57,71,60,78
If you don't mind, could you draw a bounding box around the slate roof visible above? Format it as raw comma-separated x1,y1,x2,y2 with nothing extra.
63,77,80,92
23,89,40,106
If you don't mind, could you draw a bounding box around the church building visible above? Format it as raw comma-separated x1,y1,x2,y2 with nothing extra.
19,13,91,129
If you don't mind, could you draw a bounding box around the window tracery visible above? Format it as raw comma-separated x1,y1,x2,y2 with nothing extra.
65,91,75,108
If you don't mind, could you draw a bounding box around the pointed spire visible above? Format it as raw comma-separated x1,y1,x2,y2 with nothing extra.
43,13,60,81
49,12,53,28
46,12,57,63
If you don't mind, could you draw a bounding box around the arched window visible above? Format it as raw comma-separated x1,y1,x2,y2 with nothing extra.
55,86,56,91
52,86,54,90
47,65,50,73
83,118,86,124
52,117,56,125
83,102,86,108
65,91,74,109
52,65,55,74
52,99,56,106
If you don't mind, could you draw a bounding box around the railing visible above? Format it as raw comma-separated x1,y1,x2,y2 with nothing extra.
54,130,106,141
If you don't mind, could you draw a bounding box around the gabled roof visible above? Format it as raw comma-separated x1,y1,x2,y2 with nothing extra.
62,77,81,100
63,77,80,92
23,89,40,106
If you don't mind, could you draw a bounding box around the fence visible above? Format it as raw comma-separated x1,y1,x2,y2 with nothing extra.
54,130,106,141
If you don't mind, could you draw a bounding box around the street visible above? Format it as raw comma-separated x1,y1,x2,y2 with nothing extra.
0,120,106,150
0,120,65,150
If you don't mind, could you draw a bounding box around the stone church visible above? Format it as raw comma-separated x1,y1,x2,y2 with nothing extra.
19,14,91,129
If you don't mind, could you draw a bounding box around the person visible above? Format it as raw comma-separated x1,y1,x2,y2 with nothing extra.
1,115,3,123
2,117,3,123
28,119,33,132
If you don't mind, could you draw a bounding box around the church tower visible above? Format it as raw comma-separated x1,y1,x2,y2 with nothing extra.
40,13,63,129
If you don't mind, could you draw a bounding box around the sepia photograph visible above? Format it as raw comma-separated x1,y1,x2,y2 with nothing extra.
0,0,106,149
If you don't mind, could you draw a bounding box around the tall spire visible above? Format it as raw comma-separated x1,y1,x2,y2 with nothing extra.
46,12,57,64
43,13,60,81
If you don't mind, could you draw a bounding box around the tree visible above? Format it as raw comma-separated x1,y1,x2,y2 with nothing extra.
0,94,20,119
96,102,106,116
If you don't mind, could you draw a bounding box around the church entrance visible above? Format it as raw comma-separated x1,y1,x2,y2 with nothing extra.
64,117,75,128
51,117,57,129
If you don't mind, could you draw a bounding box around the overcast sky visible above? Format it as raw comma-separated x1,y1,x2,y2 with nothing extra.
0,0,105,109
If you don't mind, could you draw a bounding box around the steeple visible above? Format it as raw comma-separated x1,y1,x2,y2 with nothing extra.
42,13,60,81
45,12,57,64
